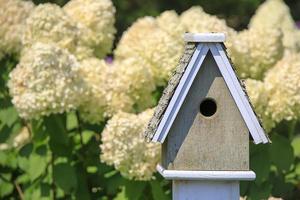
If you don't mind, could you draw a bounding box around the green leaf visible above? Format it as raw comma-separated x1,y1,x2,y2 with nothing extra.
106,173,125,195
292,137,300,158
75,169,91,200
250,144,270,184
28,154,48,181
36,145,48,156
18,156,29,171
0,125,13,143
296,164,300,175
53,163,77,193
114,187,128,200
31,120,48,143
0,150,18,168
0,106,19,127
270,134,294,171
66,112,78,131
124,180,146,200
40,183,51,197
271,174,294,198
16,174,30,184
82,130,95,144
44,115,71,157
1,122,22,146
248,182,272,200
0,181,14,198
240,181,249,196
150,180,169,200
19,143,33,157
87,166,98,174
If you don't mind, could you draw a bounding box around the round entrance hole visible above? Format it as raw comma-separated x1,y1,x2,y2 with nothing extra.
199,98,217,117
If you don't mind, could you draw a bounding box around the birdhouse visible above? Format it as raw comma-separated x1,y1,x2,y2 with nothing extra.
144,33,270,200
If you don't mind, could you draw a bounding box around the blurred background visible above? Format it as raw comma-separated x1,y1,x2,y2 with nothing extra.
33,0,300,42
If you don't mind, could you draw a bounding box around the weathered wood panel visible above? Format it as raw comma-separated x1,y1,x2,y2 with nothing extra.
162,51,249,171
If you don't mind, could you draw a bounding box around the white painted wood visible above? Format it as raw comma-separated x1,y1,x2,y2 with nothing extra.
183,33,226,42
173,180,239,200
157,164,256,181
152,44,210,142
208,44,269,144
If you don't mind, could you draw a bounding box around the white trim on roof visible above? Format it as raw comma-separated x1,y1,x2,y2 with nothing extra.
156,164,256,181
151,41,269,144
209,44,268,144
152,43,210,142
183,33,226,43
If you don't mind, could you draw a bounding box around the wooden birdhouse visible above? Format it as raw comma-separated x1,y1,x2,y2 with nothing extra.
144,33,270,200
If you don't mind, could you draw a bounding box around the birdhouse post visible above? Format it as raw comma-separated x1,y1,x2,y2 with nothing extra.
144,33,270,200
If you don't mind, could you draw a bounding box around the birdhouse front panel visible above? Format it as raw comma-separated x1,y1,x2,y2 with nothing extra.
161,51,249,171
144,33,269,175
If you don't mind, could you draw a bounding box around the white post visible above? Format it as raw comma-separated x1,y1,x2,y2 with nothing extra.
173,180,239,200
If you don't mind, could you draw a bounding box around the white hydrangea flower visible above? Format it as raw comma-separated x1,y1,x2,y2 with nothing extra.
0,0,34,58
77,58,109,123
8,42,86,119
78,57,155,123
156,10,185,41
103,66,135,118
114,58,156,112
249,0,300,53
64,0,116,58
229,27,284,79
245,79,275,132
115,12,184,85
22,3,93,60
180,6,236,38
100,109,160,180
264,54,300,123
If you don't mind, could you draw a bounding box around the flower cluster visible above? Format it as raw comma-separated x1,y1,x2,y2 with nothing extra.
115,11,185,85
100,109,160,180
0,0,34,58
113,58,156,112
245,79,274,131
64,0,116,58
179,6,285,79
249,0,300,54
8,0,117,121
78,57,155,124
229,27,283,79
8,43,86,119
246,53,300,131
77,58,110,123
22,3,93,60
180,6,236,38
264,54,300,123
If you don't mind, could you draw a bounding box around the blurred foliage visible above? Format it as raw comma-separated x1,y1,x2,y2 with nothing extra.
32,0,300,41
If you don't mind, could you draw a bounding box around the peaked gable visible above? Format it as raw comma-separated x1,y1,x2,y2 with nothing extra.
144,33,270,144
161,50,250,170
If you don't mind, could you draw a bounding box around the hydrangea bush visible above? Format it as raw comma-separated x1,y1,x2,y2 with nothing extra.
1,0,300,199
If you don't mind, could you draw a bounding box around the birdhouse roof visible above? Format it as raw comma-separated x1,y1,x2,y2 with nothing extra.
144,33,270,144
